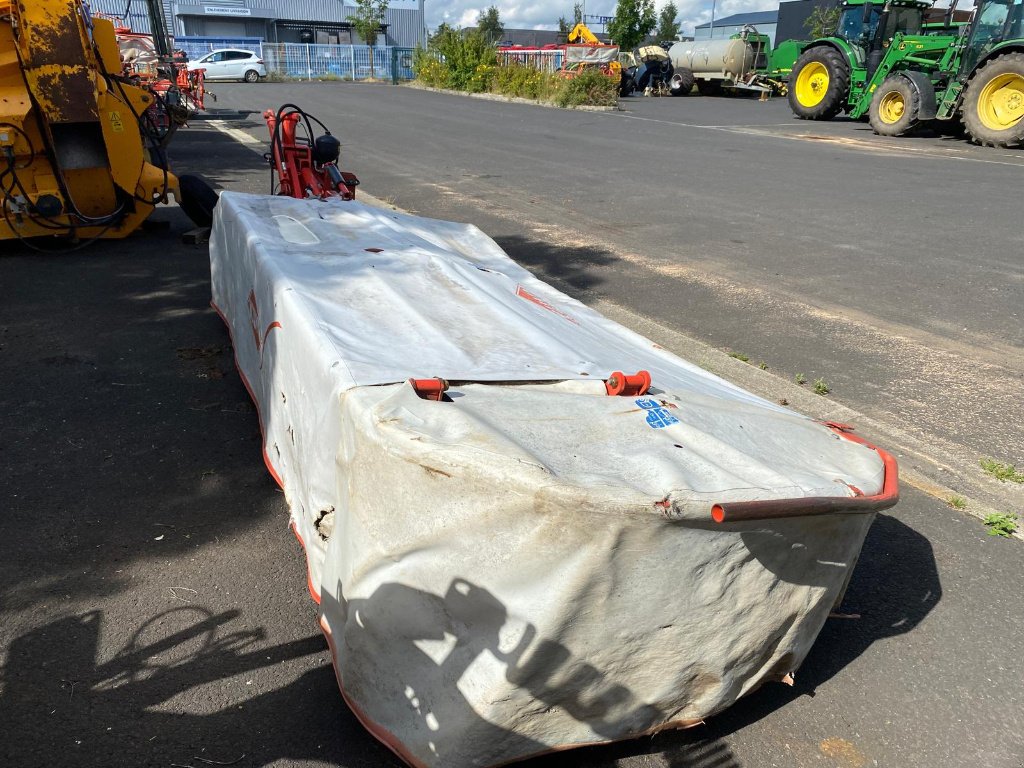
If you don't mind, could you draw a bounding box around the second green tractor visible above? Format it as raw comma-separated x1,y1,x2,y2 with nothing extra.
788,0,1024,147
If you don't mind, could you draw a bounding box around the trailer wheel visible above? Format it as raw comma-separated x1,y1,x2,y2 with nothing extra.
962,52,1024,148
697,79,722,96
869,76,919,136
669,69,694,96
788,47,849,120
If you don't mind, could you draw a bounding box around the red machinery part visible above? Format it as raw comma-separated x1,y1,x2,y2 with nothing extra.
605,370,652,396
409,378,449,401
264,107,357,201
710,425,899,523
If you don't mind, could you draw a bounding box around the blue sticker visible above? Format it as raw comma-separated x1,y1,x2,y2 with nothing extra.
636,398,679,429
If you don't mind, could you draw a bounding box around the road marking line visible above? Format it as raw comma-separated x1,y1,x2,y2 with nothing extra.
207,119,264,148
604,112,1024,167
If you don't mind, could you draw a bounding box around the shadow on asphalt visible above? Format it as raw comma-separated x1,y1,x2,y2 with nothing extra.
0,607,389,767
495,235,619,292
0,513,938,768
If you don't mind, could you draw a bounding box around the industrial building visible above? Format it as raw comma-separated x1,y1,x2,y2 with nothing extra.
694,10,778,45
90,0,426,47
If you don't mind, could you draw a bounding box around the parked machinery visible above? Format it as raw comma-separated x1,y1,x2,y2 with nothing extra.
563,22,632,94
0,0,211,247
621,45,675,95
786,0,933,118
264,105,360,200
850,0,1024,146
668,27,776,95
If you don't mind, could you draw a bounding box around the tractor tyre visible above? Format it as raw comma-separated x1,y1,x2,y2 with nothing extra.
244,69,260,83
787,47,850,120
697,79,722,96
669,69,694,96
868,76,919,136
178,174,219,228
962,52,1024,148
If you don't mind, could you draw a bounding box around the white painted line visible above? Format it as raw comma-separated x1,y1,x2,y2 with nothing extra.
603,111,1024,168
207,120,265,152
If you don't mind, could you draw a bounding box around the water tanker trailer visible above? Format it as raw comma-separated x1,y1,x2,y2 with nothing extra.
668,26,802,96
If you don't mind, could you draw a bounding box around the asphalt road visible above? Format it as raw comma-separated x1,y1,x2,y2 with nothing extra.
0,88,1022,768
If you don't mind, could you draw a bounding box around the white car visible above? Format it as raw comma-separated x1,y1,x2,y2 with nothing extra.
187,49,266,82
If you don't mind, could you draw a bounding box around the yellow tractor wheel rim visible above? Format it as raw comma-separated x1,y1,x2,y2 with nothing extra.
795,61,830,107
878,90,906,124
977,72,1024,131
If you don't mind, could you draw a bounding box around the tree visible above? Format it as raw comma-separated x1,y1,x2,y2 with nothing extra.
803,5,842,39
558,16,571,36
347,0,388,78
477,6,504,43
573,2,584,25
607,0,657,51
655,2,681,42
430,22,453,46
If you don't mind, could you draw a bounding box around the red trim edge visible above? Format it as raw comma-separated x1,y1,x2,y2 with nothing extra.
211,298,320,604
711,426,899,524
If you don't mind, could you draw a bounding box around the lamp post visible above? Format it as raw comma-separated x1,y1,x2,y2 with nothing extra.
709,0,716,38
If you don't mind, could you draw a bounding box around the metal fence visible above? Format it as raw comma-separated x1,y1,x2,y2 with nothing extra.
498,50,564,73
175,36,264,61
262,43,416,82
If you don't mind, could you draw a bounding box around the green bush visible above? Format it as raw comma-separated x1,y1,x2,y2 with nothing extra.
554,68,619,107
415,35,618,108
490,63,552,99
414,29,497,90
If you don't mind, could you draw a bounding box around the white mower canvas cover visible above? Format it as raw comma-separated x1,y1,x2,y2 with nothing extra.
210,192,896,768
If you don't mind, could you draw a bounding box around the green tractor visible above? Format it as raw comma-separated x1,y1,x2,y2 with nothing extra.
787,0,935,119
849,0,1024,146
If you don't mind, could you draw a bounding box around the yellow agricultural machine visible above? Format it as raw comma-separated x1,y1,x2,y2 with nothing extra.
0,0,207,248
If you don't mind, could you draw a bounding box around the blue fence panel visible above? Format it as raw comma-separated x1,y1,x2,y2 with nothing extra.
261,43,414,81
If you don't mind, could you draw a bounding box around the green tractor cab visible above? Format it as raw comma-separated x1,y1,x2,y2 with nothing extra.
786,0,932,119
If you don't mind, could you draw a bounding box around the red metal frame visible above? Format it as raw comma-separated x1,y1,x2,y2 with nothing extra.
263,110,359,201
710,424,899,523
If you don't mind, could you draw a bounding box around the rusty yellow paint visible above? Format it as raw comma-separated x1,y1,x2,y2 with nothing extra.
819,737,868,768
91,17,123,74
0,1,179,242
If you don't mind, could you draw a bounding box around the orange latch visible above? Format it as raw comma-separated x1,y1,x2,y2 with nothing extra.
605,370,652,396
408,378,449,401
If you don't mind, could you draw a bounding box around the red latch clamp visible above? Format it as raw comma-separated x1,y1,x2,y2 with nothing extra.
409,378,449,401
605,370,652,396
